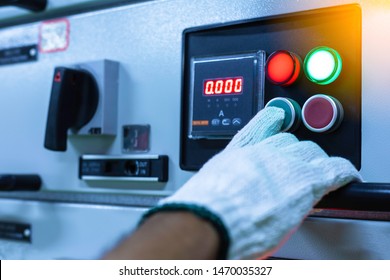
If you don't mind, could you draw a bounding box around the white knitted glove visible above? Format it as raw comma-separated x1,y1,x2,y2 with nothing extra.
150,107,362,259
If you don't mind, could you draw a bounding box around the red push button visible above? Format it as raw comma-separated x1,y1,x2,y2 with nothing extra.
302,94,343,133
265,50,301,86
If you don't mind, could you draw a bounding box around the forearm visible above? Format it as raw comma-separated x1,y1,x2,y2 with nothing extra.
103,211,220,260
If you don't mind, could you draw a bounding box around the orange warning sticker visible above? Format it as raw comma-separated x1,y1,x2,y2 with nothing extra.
192,120,209,126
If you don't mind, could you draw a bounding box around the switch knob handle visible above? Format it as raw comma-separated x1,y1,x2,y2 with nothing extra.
44,67,99,151
0,0,47,12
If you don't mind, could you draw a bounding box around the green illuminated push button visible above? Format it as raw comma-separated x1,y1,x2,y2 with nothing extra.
304,46,342,85
265,97,301,132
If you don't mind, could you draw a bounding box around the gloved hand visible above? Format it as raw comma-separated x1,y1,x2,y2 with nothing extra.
146,107,362,259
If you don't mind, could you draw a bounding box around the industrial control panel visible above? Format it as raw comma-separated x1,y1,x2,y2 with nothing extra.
1,0,390,260
181,5,361,170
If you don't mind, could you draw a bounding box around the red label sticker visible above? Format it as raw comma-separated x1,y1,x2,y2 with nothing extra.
39,18,70,53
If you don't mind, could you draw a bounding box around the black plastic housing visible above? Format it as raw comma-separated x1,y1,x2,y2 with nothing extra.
0,0,47,12
0,174,41,191
181,5,361,171
44,67,99,151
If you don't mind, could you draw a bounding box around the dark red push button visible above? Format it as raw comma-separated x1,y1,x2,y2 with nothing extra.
302,94,343,133
265,50,301,86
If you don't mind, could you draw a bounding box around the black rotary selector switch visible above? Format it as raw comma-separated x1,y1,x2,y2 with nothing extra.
44,67,99,151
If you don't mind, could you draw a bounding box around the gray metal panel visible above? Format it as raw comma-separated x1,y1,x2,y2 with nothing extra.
275,216,390,260
0,0,131,22
0,199,146,259
1,0,365,196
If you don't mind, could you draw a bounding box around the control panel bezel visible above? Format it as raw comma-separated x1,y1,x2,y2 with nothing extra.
189,52,265,140
181,4,361,170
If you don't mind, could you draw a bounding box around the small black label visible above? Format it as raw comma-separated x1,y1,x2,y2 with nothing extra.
0,221,31,242
0,45,38,66
80,156,168,182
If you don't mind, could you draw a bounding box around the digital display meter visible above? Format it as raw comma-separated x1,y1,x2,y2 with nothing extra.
203,77,243,95
189,51,266,139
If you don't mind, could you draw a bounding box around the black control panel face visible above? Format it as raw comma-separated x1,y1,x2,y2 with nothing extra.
189,52,265,139
181,5,361,170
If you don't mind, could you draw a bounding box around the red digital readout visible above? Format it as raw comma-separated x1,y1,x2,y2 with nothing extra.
203,77,243,95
